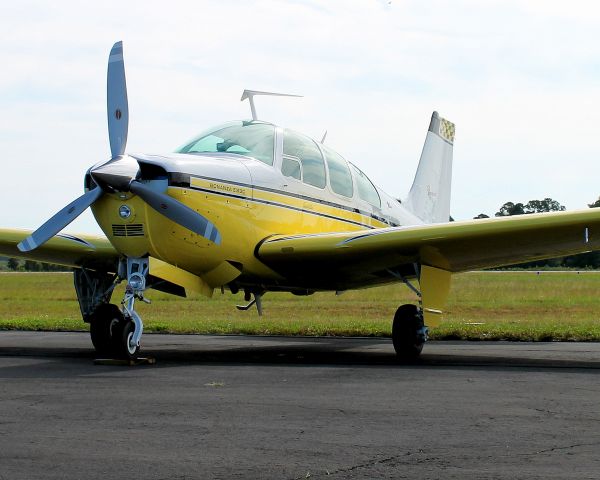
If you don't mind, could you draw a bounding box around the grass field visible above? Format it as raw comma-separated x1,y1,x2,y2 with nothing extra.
2,271,600,341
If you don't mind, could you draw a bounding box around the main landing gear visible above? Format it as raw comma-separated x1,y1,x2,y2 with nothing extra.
388,265,433,360
391,304,428,360
87,258,149,359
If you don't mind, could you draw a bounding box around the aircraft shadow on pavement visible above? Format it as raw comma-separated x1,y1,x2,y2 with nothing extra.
146,347,600,372
3,338,600,372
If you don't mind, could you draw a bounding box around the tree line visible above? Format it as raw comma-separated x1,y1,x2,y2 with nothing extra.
3,258,71,272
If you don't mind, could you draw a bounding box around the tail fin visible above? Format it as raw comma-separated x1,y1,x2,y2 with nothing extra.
404,111,454,224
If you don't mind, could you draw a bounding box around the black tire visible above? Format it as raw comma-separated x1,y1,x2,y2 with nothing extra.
113,319,140,360
89,304,124,356
392,304,425,360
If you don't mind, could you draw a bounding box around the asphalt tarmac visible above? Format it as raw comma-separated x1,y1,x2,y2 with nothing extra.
1,332,600,479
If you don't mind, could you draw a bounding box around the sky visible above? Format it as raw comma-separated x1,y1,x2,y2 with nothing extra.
2,0,600,234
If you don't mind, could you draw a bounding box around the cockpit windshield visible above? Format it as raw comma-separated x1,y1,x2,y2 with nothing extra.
176,121,275,165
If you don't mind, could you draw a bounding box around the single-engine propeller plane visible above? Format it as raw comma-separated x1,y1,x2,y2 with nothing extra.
2,41,600,360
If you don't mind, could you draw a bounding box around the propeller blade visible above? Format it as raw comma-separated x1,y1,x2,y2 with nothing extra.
129,181,221,245
107,41,129,158
18,187,103,252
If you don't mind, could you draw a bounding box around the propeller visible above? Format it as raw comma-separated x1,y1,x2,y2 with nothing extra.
18,42,221,253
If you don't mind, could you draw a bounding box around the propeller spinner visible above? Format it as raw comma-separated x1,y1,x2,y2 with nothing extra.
18,42,221,252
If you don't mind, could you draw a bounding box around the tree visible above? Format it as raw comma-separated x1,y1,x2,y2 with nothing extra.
589,197,600,208
7,258,19,271
24,260,41,272
474,213,489,219
495,202,525,217
41,262,71,272
495,198,565,217
563,251,600,269
524,198,566,213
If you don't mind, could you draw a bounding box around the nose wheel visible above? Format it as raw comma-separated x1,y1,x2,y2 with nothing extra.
89,304,140,359
113,318,140,359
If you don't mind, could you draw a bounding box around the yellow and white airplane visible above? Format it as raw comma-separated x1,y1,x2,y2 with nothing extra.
2,41,600,360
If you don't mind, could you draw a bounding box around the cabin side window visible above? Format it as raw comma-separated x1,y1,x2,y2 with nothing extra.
322,145,353,198
350,163,381,208
282,130,326,189
282,156,301,180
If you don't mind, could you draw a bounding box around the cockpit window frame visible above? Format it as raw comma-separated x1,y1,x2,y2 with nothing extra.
349,162,381,209
320,144,354,199
282,128,327,190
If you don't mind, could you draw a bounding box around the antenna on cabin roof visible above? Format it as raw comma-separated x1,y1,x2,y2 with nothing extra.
321,130,328,144
241,89,302,120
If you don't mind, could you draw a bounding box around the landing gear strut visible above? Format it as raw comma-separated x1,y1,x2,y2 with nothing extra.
118,257,149,359
392,304,428,360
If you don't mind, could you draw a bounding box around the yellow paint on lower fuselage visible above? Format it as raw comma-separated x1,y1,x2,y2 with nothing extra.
91,177,388,288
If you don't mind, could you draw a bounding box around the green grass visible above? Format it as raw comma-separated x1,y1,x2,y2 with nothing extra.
2,271,600,341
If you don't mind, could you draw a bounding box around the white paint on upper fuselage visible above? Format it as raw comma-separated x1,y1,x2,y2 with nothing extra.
130,125,425,229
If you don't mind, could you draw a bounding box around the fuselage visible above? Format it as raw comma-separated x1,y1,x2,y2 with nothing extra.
90,120,424,292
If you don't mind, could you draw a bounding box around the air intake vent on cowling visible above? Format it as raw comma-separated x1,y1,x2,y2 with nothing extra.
112,224,145,237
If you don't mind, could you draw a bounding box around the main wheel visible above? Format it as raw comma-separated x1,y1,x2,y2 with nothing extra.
113,319,140,360
89,304,124,356
392,304,425,360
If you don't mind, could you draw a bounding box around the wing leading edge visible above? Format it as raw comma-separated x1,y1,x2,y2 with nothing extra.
0,228,119,272
257,209,600,290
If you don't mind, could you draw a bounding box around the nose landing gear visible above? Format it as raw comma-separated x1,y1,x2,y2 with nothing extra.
117,257,149,359
85,257,149,359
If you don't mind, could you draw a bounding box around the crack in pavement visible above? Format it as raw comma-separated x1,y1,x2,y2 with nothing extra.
290,441,600,479
533,442,600,455
289,451,439,479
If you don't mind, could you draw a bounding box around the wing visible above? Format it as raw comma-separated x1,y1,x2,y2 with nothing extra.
0,228,119,272
257,209,600,290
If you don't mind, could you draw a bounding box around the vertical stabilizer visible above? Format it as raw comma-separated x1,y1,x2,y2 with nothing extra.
404,111,454,224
